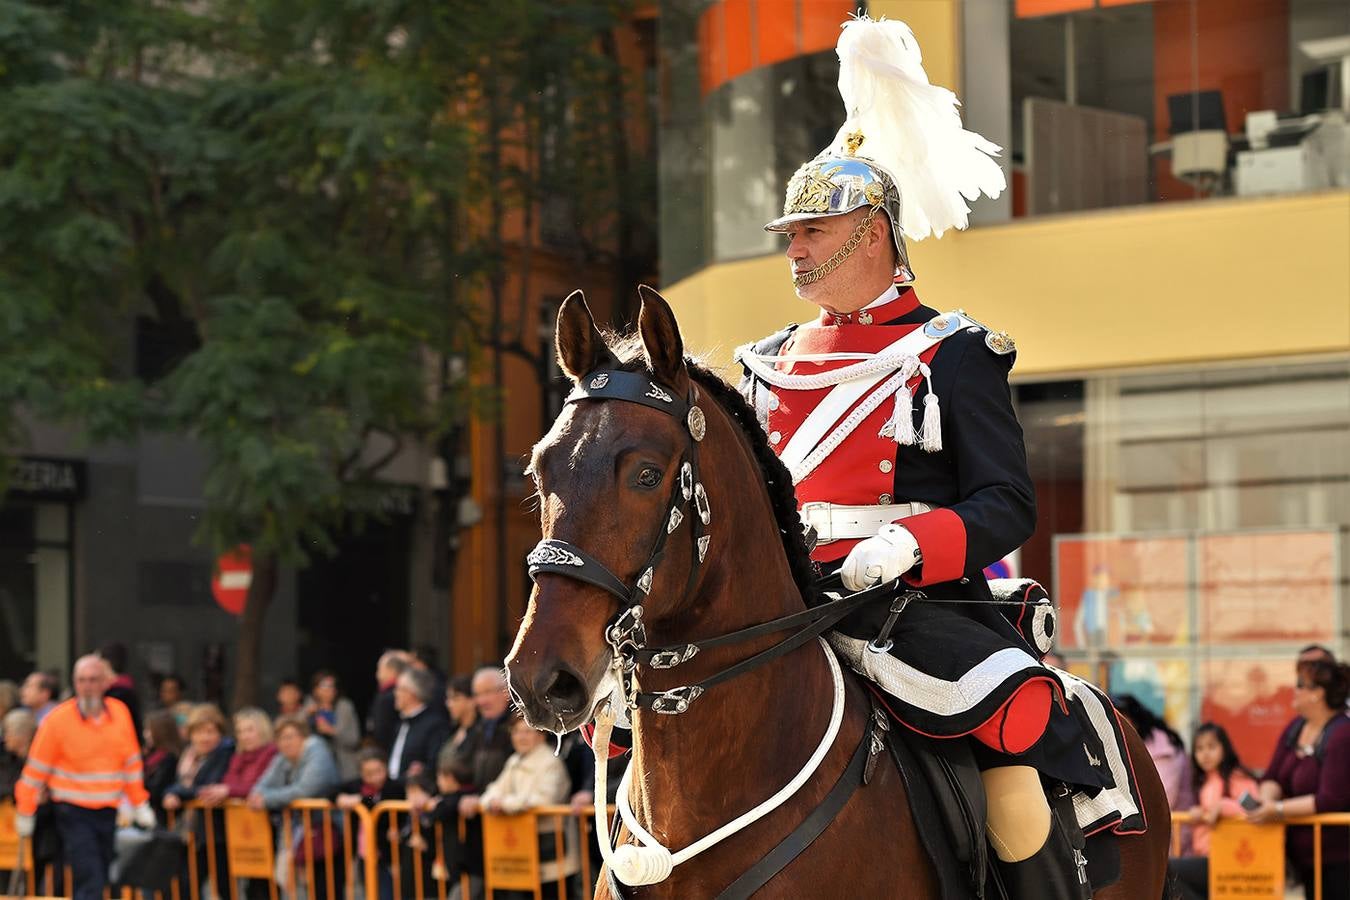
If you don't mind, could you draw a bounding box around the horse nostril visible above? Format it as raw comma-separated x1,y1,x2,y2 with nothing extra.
539,665,590,717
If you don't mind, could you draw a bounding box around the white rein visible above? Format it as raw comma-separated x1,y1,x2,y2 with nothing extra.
591,637,847,887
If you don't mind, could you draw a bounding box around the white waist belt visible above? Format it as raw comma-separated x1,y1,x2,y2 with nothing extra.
800,501,933,544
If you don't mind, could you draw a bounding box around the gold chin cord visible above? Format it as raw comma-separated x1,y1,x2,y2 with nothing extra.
792,205,879,288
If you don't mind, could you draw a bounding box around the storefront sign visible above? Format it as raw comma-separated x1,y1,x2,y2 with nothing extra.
1209,822,1284,898
6,456,85,501
481,813,539,891
225,806,275,879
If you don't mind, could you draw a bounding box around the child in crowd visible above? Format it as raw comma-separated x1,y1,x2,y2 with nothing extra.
1168,722,1257,900
336,749,402,900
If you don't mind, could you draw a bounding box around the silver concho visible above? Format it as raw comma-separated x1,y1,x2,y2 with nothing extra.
667,507,684,533
680,461,694,500
589,373,610,389
645,383,674,403
697,535,711,562
526,542,585,568
637,567,654,595
687,405,706,442
694,483,711,525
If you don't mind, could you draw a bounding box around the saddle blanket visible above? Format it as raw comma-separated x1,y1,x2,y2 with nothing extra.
829,632,1147,837
1052,666,1148,837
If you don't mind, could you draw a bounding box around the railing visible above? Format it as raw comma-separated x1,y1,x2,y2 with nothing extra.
1170,810,1350,900
1,798,610,900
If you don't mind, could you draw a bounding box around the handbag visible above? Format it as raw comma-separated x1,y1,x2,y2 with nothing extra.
109,819,187,894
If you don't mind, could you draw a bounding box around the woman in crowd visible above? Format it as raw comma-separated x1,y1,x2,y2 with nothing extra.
480,714,577,897
305,670,361,781
1168,722,1258,899
249,715,341,895
1114,694,1194,812
444,675,478,757
191,709,277,900
141,709,184,821
163,705,235,899
1249,658,1350,900
163,704,235,810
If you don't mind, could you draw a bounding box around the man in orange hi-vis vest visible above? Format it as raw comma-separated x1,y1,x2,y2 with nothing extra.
15,654,156,900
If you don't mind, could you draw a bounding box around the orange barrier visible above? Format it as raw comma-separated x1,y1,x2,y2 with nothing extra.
1170,810,1350,900
1,798,613,900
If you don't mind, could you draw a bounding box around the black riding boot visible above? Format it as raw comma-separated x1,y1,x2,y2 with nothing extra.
996,814,1092,900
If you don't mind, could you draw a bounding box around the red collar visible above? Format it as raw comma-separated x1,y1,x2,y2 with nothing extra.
817,287,920,326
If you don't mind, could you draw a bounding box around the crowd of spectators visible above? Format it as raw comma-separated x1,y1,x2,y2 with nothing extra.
1142,644,1350,900
2,646,620,900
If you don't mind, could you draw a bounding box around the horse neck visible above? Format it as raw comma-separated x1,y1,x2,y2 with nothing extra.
623,415,837,848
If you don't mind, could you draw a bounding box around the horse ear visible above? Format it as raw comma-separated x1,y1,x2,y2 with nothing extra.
637,285,686,386
555,290,606,382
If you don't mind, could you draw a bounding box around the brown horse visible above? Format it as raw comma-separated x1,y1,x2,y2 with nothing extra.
506,287,1171,899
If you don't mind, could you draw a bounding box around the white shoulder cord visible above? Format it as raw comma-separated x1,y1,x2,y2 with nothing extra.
591,637,846,887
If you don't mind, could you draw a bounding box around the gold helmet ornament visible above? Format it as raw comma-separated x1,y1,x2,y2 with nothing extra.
764,15,1006,287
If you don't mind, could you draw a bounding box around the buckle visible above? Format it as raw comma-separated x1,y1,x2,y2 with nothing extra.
799,502,833,543
606,607,646,651
648,645,699,669
650,685,704,714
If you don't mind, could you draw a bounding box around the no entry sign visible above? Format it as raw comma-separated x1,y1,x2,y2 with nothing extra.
212,546,252,615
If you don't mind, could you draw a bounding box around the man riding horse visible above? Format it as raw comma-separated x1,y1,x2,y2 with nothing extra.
737,17,1105,899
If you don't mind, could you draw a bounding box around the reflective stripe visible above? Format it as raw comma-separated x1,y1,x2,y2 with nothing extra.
50,786,125,804
24,759,54,775
48,768,130,783
124,754,142,767
20,775,46,790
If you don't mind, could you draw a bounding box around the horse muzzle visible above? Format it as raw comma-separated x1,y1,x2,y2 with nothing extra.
506,653,603,731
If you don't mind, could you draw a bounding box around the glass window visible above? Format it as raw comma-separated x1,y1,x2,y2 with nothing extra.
1020,356,1349,764
1000,0,1350,218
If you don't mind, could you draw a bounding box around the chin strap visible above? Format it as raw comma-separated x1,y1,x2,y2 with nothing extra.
592,638,847,888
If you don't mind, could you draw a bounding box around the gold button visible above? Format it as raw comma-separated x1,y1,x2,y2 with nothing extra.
879,493,892,504
770,431,781,444
879,460,893,474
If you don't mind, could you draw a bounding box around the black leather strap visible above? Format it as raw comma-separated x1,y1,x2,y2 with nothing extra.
526,539,634,603
567,369,689,418
713,711,876,900
632,585,885,710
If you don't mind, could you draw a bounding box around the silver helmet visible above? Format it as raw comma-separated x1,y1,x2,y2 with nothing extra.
762,147,913,284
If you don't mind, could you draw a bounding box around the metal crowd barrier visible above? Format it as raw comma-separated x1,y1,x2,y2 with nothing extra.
1170,809,1350,900
3,798,613,900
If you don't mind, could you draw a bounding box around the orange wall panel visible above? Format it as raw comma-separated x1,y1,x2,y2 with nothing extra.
1016,0,1092,16
723,0,755,83
799,0,849,55
757,0,799,67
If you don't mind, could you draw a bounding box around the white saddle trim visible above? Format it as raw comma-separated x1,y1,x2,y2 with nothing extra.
591,637,846,886
802,501,934,543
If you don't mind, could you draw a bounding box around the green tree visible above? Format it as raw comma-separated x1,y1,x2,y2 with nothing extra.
0,0,632,707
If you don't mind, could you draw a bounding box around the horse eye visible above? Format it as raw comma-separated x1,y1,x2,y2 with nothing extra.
636,466,662,488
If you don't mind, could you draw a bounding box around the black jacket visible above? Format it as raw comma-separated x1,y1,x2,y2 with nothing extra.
367,686,399,755
389,707,451,784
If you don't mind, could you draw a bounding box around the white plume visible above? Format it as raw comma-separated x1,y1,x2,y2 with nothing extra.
826,15,1005,241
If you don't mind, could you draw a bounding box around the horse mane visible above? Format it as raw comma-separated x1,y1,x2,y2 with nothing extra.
607,334,819,604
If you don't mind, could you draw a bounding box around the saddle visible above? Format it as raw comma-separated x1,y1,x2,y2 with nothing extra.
874,686,1124,900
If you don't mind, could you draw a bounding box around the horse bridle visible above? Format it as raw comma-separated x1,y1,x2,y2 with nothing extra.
526,365,897,717
526,366,712,715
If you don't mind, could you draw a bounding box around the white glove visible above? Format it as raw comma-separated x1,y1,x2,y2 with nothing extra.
840,524,921,591
133,802,157,829
16,814,35,838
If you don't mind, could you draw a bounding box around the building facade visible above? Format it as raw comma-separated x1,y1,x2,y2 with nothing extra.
658,0,1350,763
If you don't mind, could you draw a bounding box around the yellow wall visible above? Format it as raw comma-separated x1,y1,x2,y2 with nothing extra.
661,190,1350,378
869,0,961,92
